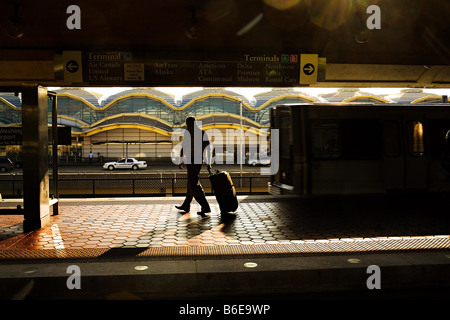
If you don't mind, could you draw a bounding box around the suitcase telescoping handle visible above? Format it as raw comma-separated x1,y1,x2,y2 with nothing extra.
207,167,220,176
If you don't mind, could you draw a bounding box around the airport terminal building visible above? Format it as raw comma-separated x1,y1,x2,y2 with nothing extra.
0,87,447,164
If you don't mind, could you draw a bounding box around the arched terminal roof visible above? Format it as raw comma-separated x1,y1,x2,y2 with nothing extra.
54,88,103,108
318,88,389,103
387,89,441,104
102,88,176,106
179,88,252,108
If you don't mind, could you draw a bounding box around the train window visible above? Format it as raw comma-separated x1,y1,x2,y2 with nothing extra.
383,121,401,157
408,121,425,156
341,119,382,160
311,122,341,159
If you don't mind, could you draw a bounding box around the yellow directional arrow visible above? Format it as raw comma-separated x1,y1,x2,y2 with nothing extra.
62,51,83,83
300,54,318,84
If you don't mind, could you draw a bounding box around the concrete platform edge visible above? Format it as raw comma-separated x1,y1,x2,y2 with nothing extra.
0,251,449,300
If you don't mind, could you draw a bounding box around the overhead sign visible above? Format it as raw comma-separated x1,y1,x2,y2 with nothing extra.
299,54,318,85
53,51,325,86
0,127,71,145
0,127,22,146
81,51,325,87
124,63,145,81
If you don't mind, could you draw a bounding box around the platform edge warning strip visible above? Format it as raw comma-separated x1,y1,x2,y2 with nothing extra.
0,237,449,265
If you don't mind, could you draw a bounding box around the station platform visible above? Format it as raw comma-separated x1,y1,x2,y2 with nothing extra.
0,195,449,301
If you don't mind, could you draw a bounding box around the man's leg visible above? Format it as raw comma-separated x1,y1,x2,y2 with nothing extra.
176,179,193,212
175,166,194,212
187,164,211,217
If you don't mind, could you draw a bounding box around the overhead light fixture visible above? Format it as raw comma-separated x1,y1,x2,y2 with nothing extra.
353,10,369,44
6,2,24,39
185,6,202,40
355,30,369,44
237,13,264,37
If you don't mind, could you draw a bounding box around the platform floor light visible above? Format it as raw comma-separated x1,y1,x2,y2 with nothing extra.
134,265,149,271
244,262,258,268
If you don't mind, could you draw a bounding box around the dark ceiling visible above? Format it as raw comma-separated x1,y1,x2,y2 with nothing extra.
1,0,449,65
1,0,449,87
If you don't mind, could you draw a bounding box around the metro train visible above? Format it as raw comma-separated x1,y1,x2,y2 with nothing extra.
269,103,450,197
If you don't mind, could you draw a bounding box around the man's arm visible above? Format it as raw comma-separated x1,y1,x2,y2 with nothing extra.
203,131,212,170
178,149,183,169
178,131,185,169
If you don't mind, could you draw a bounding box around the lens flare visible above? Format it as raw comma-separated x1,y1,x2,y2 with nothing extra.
264,0,301,11
308,0,357,31
263,0,310,30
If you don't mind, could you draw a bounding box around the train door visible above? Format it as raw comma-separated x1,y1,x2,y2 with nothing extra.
382,119,404,189
382,116,428,190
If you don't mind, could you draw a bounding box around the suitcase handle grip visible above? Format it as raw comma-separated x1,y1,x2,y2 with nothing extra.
208,168,220,175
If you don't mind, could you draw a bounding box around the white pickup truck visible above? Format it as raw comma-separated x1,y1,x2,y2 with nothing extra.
103,158,147,171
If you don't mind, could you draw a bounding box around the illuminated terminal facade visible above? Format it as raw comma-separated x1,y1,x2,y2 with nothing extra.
0,88,448,163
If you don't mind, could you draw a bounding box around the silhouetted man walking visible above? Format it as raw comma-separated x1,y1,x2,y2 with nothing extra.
176,117,212,218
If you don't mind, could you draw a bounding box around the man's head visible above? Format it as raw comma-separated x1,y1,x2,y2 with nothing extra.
186,116,196,130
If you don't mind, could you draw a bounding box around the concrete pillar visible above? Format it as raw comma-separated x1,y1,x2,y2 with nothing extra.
21,85,50,231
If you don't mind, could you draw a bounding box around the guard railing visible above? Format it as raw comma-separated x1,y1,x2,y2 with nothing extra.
0,175,270,198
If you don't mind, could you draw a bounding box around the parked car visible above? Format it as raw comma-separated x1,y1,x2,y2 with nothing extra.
103,158,147,171
0,157,14,172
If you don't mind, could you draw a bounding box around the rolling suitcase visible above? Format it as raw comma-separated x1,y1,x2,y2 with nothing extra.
208,169,239,215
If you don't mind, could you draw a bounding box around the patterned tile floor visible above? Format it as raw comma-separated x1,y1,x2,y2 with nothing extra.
0,195,449,251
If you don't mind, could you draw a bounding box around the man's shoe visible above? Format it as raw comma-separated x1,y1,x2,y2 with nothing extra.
175,205,190,213
220,212,236,222
197,208,211,218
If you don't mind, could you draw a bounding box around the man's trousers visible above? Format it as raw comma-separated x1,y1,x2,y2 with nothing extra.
181,164,210,210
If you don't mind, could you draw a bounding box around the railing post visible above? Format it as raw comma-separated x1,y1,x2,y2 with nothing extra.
172,177,175,196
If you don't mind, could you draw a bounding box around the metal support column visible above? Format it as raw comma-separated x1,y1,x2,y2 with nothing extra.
21,85,50,231
49,91,59,215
